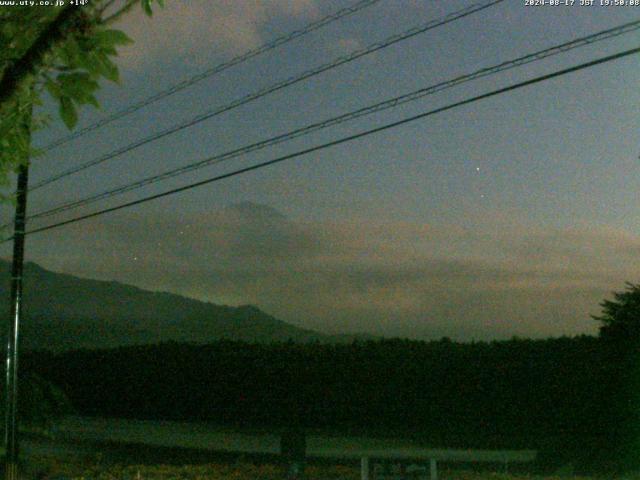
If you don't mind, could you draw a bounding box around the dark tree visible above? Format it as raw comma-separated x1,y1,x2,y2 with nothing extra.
592,282,640,471
593,282,640,344
0,372,71,436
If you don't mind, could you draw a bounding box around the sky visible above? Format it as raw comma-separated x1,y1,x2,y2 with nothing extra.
1,0,639,341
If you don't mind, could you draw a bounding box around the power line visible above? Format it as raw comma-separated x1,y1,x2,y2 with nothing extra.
30,0,504,191
14,45,639,240
38,0,384,153
25,19,640,222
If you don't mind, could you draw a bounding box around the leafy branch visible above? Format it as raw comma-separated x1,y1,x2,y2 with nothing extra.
0,0,164,195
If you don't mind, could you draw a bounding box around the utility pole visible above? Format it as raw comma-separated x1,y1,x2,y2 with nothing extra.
4,97,32,480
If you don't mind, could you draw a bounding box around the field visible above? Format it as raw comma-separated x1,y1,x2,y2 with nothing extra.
9,418,638,480
20,455,640,480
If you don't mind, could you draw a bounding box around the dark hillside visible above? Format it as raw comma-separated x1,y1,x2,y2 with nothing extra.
0,260,357,350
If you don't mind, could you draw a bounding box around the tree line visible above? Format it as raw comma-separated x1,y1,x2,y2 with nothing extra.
18,283,640,473
18,335,632,472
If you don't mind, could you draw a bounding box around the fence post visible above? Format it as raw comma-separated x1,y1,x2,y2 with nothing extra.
429,458,437,480
361,457,369,480
281,426,306,479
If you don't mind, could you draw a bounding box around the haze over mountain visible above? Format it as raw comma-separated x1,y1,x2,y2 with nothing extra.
0,260,370,351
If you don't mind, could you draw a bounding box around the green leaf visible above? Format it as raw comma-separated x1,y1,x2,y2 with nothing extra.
86,94,100,109
99,45,118,57
45,79,62,99
59,96,78,129
57,72,99,103
79,52,103,77
95,55,120,83
94,29,134,48
58,37,82,66
141,0,153,16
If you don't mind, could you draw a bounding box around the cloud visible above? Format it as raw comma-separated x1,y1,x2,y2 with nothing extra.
113,0,320,71
26,203,640,341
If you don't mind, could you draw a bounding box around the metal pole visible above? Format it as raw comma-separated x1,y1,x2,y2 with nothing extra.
4,103,31,480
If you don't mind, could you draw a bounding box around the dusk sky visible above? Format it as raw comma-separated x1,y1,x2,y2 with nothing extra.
1,0,638,340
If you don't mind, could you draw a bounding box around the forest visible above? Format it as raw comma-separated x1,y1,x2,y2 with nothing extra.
22,333,640,473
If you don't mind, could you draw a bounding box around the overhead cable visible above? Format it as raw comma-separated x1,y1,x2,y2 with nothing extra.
38,0,385,152
26,19,640,222
14,45,639,240
30,0,505,191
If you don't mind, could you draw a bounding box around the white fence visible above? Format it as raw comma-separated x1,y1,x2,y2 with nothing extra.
314,448,537,480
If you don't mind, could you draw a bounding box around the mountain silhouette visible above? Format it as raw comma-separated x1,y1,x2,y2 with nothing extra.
0,260,368,351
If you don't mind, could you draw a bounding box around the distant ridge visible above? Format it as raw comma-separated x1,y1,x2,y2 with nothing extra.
0,260,374,351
